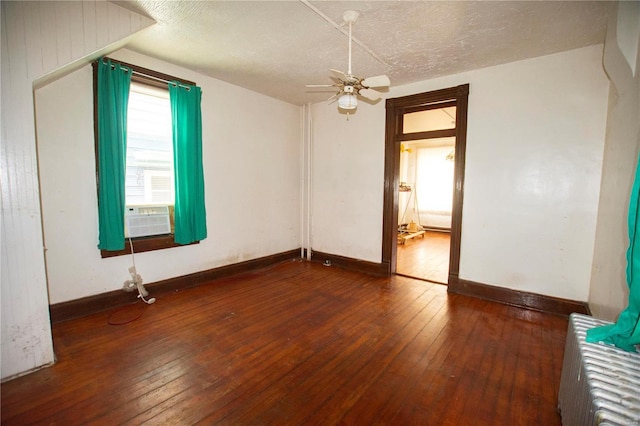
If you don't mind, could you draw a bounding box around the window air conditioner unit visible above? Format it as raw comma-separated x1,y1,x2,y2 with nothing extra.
125,205,171,238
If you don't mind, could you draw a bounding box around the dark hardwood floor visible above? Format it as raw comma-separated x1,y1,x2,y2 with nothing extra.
1,260,567,425
397,230,450,283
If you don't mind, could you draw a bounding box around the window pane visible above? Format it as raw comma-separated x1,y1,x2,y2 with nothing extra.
403,106,456,133
126,83,174,206
416,145,455,213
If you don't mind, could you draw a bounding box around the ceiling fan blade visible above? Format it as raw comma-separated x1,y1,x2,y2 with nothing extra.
361,74,390,88
327,91,341,102
330,69,347,81
359,88,382,101
306,84,340,88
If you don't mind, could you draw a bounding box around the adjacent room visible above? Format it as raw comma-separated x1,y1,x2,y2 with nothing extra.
396,105,457,283
2,1,639,424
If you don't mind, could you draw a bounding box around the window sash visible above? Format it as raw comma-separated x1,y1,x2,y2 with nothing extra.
126,82,174,207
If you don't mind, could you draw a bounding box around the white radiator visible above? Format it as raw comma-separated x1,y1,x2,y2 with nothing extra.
558,313,640,425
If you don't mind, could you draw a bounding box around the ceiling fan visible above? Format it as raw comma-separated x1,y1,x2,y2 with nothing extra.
306,10,391,113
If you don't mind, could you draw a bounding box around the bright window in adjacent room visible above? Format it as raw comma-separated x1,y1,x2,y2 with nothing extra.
416,145,454,214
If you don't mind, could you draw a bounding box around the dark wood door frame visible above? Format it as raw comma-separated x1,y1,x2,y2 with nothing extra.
382,84,469,287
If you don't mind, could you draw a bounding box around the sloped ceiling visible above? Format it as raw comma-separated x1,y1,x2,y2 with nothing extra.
114,1,612,106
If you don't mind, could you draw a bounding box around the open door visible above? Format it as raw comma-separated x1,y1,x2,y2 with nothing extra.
382,84,469,286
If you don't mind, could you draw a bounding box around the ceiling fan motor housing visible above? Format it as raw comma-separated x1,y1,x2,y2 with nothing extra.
343,10,359,25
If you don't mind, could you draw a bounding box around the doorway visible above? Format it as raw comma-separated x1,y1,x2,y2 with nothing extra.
397,136,455,283
381,84,469,286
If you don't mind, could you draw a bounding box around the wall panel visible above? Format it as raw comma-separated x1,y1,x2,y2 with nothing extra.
1,1,153,380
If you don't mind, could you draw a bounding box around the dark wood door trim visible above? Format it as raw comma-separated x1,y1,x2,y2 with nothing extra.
449,84,469,287
397,128,457,142
382,84,469,287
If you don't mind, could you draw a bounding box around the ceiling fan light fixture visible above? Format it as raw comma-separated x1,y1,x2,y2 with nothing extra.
338,93,357,110
305,10,390,117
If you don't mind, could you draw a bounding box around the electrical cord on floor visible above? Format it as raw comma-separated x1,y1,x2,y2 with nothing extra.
124,237,156,305
108,238,157,325
108,302,148,325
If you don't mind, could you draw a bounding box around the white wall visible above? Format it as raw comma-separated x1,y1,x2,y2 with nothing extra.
1,1,153,380
311,44,609,301
310,103,386,262
589,2,640,321
35,49,301,304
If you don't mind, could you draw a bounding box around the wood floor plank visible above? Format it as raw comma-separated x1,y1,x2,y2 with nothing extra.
333,284,450,424
199,276,436,424
1,261,568,425
296,286,445,425
463,307,510,423
397,231,450,283
418,296,490,424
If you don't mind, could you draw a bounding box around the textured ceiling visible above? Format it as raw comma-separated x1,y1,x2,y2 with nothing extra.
114,1,612,106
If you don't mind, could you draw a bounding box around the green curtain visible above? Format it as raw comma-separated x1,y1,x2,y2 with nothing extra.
169,82,207,244
586,154,640,352
97,59,131,250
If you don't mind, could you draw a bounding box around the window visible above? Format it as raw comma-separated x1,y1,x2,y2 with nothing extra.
415,144,455,214
94,58,206,258
124,83,175,240
126,83,174,207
